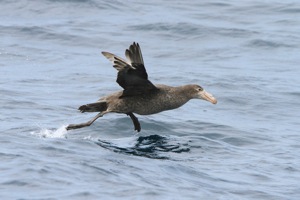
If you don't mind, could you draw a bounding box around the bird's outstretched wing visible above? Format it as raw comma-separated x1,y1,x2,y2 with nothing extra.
102,42,158,97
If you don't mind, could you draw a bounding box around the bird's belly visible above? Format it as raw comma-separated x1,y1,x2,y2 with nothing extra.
131,98,182,115
133,107,164,115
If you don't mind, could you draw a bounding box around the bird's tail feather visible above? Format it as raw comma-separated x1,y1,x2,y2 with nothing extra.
78,101,107,113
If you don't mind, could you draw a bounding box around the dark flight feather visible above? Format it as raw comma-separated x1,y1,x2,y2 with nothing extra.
102,42,158,97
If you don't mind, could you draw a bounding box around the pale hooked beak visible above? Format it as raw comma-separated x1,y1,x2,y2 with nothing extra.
199,90,217,104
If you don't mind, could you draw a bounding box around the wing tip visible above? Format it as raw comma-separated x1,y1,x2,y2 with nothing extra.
126,42,143,64
101,51,110,57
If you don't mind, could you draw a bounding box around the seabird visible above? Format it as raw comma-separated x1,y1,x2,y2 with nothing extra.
66,42,217,132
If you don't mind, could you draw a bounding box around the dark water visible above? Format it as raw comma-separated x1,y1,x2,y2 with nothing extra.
1,0,300,199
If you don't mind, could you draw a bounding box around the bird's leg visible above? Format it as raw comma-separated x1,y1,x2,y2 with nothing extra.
66,112,106,130
126,112,141,132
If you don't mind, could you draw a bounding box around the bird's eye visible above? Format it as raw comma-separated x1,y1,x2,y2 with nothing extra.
197,87,203,91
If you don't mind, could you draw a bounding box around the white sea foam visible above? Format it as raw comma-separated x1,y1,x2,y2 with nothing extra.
31,125,68,139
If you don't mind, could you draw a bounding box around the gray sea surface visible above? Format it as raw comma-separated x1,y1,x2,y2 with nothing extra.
1,0,300,199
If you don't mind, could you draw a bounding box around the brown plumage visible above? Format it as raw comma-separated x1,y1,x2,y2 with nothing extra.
66,42,217,132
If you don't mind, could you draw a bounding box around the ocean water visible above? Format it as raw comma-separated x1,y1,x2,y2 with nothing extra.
1,0,300,199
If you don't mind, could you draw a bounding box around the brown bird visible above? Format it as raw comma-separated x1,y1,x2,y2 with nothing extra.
66,42,217,132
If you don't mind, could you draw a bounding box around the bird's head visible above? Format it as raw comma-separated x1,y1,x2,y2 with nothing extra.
191,84,217,104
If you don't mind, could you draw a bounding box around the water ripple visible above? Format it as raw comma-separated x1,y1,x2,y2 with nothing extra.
96,135,190,160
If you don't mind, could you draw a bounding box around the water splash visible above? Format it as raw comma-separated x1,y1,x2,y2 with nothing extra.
31,125,68,139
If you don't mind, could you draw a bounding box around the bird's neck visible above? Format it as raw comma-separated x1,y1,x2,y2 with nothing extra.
173,85,195,99
165,85,194,107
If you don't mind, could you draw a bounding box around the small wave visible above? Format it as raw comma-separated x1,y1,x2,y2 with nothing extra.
31,125,68,138
127,22,202,39
247,39,294,48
